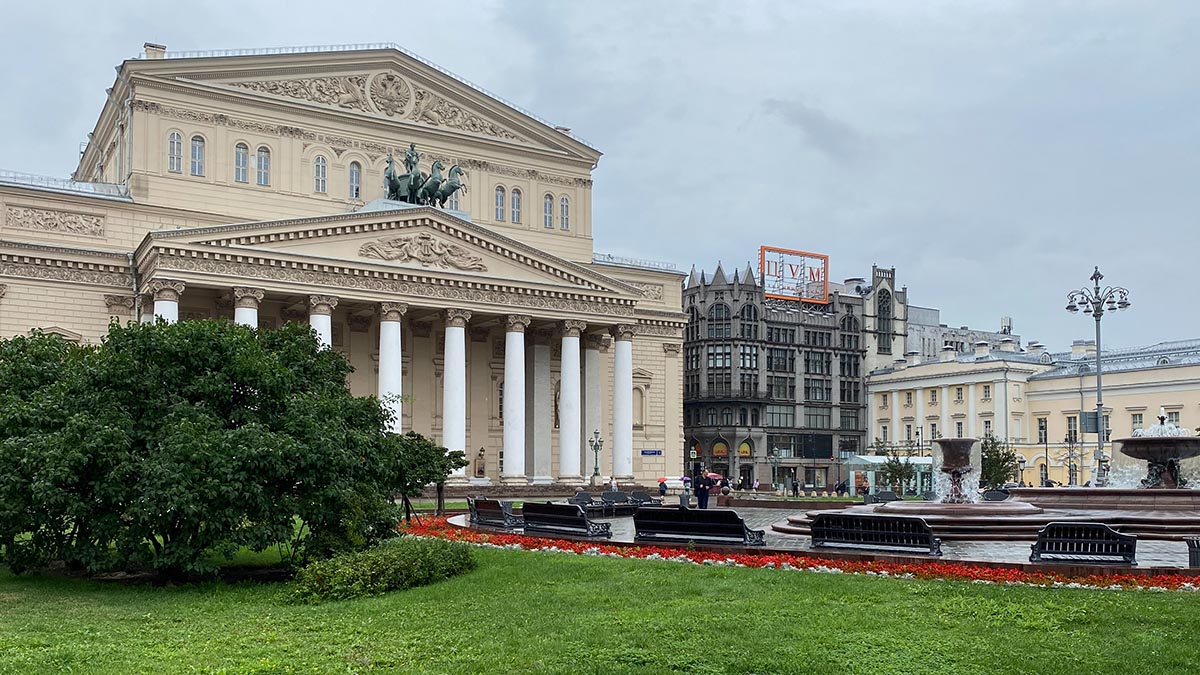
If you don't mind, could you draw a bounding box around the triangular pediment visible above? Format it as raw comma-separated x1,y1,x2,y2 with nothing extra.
152,203,638,299
129,47,598,161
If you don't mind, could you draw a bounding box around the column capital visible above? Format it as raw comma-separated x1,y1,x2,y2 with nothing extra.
611,324,639,341
309,294,339,315
233,287,264,309
103,294,136,312
444,308,472,328
380,302,408,322
663,342,682,356
147,279,185,302
561,319,587,337
505,314,532,332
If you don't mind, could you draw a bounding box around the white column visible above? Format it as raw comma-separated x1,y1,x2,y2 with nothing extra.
890,387,901,443
968,384,978,436
611,324,636,481
150,279,185,324
309,295,338,348
377,302,407,433
940,385,950,437
916,387,925,442
530,332,553,485
502,315,530,485
584,333,604,485
233,287,263,328
558,320,586,484
443,308,471,480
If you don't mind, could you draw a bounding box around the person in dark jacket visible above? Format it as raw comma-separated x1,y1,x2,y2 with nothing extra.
695,471,717,509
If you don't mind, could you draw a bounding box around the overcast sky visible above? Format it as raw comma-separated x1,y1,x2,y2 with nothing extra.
2,1,1198,351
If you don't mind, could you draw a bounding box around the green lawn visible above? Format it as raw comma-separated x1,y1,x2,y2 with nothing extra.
3,548,1199,674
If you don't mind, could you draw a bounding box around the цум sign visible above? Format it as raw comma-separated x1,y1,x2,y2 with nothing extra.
758,245,829,304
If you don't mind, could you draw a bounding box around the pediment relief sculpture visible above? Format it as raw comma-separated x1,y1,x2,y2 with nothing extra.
231,75,371,112
359,232,487,272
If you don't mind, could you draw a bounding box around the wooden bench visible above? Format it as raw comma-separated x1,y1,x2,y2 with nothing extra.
467,497,524,530
1029,522,1137,566
599,491,638,516
522,502,612,538
633,507,766,546
810,513,942,556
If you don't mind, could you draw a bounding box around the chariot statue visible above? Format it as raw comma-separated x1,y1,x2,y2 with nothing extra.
384,143,465,208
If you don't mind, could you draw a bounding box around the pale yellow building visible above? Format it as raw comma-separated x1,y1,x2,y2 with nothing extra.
0,43,685,487
867,338,1200,487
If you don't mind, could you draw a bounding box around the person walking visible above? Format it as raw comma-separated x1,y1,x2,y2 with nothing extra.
752,479,760,493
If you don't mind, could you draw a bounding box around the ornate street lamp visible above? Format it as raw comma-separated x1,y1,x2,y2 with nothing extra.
769,449,781,492
589,430,604,486
1017,455,1027,485
1066,267,1129,487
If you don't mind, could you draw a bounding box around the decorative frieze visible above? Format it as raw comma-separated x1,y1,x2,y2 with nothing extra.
6,205,104,236
632,283,664,300
147,279,185,302
309,295,339,315
371,73,412,117
409,88,525,142
358,232,487,271
380,302,408,322
231,76,371,112
633,323,685,337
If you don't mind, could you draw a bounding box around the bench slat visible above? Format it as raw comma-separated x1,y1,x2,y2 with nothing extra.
811,514,942,556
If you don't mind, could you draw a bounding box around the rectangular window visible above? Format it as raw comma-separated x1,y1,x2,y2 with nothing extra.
257,148,271,186
768,376,795,400
706,371,732,396
929,389,937,404
740,373,758,397
1168,411,1181,426
739,345,758,369
768,348,794,372
905,392,913,406
190,137,205,176
706,345,731,369
234,145,248,183
930,422,938,439
1132,413,1143,432
1037,417,1048,443
840,408,859,431
881,393,888,407
839,354,860,378
905,424,913,441
804,378,831,402
955,421,964,437
839,380,859,403
804,351,832,375
880,425,889,442
1066,415,1078,442
804,407,831,429
983,385,991,400
766,405,794,428
955,387,963,402
984,419,993,436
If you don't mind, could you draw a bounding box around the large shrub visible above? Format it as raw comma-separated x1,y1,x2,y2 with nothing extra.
0,321,465,577
289,536,476,604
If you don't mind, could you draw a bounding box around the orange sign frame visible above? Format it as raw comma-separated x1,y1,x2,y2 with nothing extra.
758,245,830,304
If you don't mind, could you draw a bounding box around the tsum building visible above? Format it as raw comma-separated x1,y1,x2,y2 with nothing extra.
0,43,685,488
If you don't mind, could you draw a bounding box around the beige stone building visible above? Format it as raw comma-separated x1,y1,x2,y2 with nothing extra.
867,338,1200,487
0,43,685,487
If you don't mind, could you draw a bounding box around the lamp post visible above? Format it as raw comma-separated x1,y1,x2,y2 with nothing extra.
1064,434,1079,486
769,449,781,492
1043,434,1050,487
1066,267,1130,485
589,429,603,486
1018,455,1027,486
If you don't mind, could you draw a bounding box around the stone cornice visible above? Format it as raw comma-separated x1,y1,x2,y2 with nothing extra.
143,209,640,297
1,252,133,288
0,238,131,262
151,251,635,319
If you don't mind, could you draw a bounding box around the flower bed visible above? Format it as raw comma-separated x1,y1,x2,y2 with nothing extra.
404,517,1200,592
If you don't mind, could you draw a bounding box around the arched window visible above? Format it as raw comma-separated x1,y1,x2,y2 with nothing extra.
256,147,270,186
721,407,734,425
511,188,522,223
739,408,748,425
494,186,506,221
633,388,645,428
751,409,760,426
876,289,893,354
706,408,717,425
349,162,362,199
708,303,732,338
739,305,759,339
234,143,249,183
543,194,554,228
313,156,327,193
167,132,182,173
189,136,205,176
559,196,570,230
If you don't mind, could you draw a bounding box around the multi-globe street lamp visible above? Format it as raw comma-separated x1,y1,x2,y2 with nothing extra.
1018,455,1027,486
589,429,604,486
769,449,781,492
1066,267,1130,487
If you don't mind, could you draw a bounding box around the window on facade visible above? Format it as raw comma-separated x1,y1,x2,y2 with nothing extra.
1131,413,1143,432
840,408,859,431
739,345,758,369
840,316,860,349
839,380,859,403
905,392,913,406
706,344,732,369
543,194,553,228
739,408,748,425
805,408,831,429
494,186,506,221
256,147,270,186
768,327,796,343
559,196,570,230
707,372,731,396
804,351,832,375
739,305,759,339
769,348,795,372
956,421,964,437
982,385,991,400
984,420,993,436
706,408,717,425
881,393,889,407
955,387,963,402
708,304,731,338
805,330,832,347
839,354,860,378
804,378,831,402
1066,415,1078,442
511,188,521,222
167,132,182,173
766,405,794,428
313,155,327,193
190,136,205,176
234,143,249,183
768,376,795,399
876,290,893,354
721,408,733,425
1037,417,1048,443
349,162,362,199
930,422,938,439
930,389,938,404
880,425,889,442
751,409,760,426
740,373,758,397
905,424,913,441
1168,411,1181,426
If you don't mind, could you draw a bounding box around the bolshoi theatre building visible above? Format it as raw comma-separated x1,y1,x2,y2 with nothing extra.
0,43,686,488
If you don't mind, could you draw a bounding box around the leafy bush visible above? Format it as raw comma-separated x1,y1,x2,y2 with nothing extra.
289,536,476,604
0,321,466,578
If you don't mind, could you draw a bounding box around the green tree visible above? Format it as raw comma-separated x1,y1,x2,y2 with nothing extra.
878,439,918,494
0,320,461,577
979,433,1019,488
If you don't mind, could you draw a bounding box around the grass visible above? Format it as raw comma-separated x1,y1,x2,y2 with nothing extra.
4,547,1200,674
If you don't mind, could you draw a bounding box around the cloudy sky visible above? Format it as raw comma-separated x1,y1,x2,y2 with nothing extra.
2,1,1198,350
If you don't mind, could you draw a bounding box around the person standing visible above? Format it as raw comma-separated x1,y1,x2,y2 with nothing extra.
695,471,717,509
610,477,618,492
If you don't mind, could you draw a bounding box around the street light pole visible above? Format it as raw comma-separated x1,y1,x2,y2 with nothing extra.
1066,267,1129,488
589,429,603,486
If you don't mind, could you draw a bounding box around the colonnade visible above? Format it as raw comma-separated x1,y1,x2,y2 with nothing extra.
146,279,637,485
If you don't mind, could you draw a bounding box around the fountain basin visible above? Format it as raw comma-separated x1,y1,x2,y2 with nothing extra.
1116,436,1200,463
874,499,1042,517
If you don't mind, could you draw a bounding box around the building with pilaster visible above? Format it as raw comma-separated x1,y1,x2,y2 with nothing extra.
0,43,685,488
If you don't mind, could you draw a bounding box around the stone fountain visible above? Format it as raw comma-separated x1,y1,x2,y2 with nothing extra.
1115,412,1200,489
935,437,978,504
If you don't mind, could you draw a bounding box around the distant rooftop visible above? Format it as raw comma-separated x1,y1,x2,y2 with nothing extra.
133,43,595,151
1034,338,1200,379
0,170,130,201
592,252,679,273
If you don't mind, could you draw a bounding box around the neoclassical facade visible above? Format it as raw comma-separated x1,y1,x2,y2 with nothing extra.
0,43,685,486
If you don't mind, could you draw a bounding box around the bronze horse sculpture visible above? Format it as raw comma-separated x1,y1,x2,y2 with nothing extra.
383,150,466,208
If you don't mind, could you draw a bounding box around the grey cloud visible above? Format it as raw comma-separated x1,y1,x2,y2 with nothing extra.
761,98,866,163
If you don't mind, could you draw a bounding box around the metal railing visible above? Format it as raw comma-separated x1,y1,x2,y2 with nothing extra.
592,252,677,272
0,170,128,198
